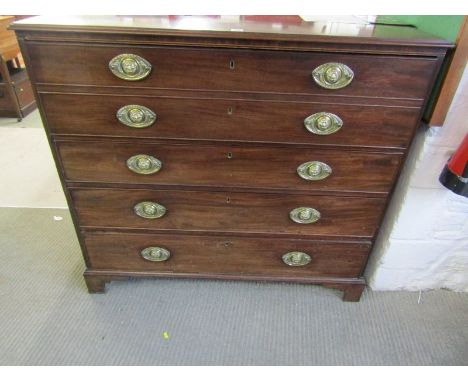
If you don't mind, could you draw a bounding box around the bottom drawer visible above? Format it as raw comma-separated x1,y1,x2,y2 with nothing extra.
14,80,35,108
83,232,371,278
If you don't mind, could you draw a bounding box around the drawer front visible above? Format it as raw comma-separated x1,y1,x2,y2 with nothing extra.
29,43,437,99
42,93,420,149
71,188,386,239
14,81,35,108
84,232,370,278
0,86,10,109
57,141,402,194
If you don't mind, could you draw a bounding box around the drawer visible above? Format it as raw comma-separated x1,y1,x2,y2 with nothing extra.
14,80,35,108
0,86,9,109
71,188,386,239
84,232,371,278
29,43,438,99
42,93,420,149
57,140,402,194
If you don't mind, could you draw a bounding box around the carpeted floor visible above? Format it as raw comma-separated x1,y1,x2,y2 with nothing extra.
0,207,467,365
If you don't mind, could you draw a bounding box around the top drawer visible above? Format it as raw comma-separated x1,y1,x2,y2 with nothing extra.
27,43,438,99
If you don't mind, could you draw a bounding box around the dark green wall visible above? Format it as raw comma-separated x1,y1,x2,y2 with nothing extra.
376,15,463,42
377,16,463,121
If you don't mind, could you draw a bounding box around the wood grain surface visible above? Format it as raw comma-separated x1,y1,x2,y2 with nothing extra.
12,16,452,299
70,187,386,239
43,93,421,149
84,232,370,278
27,43,439,99
57,140,402,194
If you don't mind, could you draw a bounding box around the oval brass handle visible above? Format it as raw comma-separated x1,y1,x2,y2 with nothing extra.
304,112,343,135
134,201,166,219
140,246,171,262
282,251,312,267
127,154,162,175
297,161,332,181
290,207,321,224
117,105,157,128
312,62,354,89
109,53,152,81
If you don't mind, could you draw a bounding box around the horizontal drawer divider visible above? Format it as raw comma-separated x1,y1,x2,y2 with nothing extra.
54,136,408,154
36,85,425,108
81,229,373,245
53,134,409,152
34,85,425,104
78,226,375,241
66,181,391,198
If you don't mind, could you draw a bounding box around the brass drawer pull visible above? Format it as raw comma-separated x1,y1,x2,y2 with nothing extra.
304,112,343,135
116,105,156,128
312,62,354,89
297,161,332,181
141,247,171,262
282,251,312,267
127,154,162,175
109,53,152,81
134,201,166,219
289,207,321,224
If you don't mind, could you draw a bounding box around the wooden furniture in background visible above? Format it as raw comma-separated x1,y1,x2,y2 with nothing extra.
430,16,468,127
12,16,452,301
0,16,36,120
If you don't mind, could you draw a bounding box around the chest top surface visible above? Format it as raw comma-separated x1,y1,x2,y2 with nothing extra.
11,15,452,49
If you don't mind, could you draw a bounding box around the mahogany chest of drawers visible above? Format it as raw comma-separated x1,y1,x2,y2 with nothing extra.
12,16,452,301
